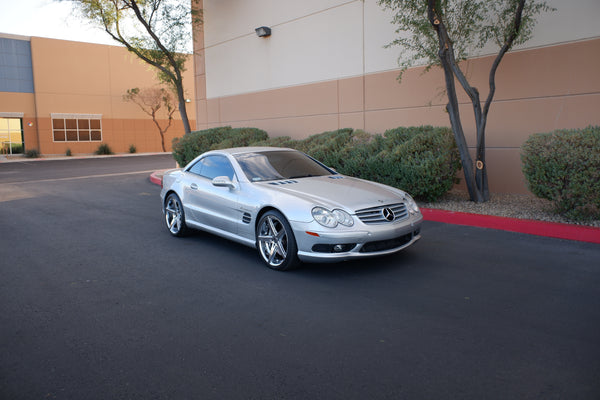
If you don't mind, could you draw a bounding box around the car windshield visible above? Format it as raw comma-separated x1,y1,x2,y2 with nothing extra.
235,150,334,182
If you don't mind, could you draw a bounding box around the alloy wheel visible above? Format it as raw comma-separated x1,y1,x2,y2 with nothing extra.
165,194,185,236
257,211,298,270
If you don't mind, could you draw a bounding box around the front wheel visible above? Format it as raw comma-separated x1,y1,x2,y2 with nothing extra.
256,210,299,271
164,193,188,237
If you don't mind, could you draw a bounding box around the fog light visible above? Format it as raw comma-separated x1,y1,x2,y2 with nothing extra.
312,243,356,253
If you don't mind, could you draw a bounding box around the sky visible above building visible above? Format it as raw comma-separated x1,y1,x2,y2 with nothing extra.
0,0,115,45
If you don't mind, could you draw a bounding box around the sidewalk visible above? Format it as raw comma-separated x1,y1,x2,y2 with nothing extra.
0,152,170,163
149,170,600,245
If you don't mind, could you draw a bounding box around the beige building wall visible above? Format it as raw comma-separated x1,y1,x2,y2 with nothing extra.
1,35,195,156
0,93,37,151
194,0,600,194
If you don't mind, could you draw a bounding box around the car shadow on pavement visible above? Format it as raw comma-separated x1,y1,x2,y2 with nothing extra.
293,247,422,277
166,226,423,278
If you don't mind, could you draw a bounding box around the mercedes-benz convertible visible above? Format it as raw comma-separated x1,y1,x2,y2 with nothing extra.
160,147,422,270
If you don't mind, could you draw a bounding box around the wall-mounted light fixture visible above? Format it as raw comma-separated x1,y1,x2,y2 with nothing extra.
255,26,271,38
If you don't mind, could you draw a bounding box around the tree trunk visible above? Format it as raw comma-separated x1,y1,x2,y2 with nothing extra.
178,97,192,136
440,50,484,203
475,121,489,201
428,0,487,202
151,120,166,152
174,80,192,135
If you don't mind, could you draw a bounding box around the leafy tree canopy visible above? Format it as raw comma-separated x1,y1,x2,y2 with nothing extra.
71,0,202,134
379,0,553,77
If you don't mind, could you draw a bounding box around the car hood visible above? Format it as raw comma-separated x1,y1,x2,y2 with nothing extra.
259,175,406,211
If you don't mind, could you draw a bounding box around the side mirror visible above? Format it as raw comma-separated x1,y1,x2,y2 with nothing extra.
212,176,236,189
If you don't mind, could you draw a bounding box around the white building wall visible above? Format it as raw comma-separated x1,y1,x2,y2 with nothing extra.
204,0,364,98
204,0,600,99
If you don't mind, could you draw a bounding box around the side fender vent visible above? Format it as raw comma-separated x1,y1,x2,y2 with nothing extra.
242,212,252,224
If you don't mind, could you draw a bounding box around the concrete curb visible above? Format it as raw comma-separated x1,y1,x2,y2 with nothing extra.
149,171,600,244
0,152,171,163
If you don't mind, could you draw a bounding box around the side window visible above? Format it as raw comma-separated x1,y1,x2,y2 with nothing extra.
188,159,204,176
188,155,235,180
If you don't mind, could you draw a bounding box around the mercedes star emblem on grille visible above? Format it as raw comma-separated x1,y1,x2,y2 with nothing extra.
382,207,395,221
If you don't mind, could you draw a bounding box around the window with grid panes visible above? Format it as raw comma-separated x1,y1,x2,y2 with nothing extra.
51,114,102,142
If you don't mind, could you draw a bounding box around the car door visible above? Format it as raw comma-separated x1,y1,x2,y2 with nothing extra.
182,155,239,235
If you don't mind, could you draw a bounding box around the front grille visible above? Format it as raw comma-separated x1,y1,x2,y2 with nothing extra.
360,233,413,253
355,203,408,224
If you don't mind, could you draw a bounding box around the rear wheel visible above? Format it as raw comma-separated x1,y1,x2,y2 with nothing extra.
164,193,188,237
256,210,299,271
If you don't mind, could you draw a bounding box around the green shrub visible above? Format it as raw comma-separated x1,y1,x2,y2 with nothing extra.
66,148,72,157
368,126,461,202
330,131,385,177
294,128,355,167
250,136,298,148
3,143,24,154
522,126,600,221
129,144,137,154
212,127,270,150
95,143,113,155
172,126,268,166
171,125,459,201
172,126,232,166
296,126,460,202
24,148,40,158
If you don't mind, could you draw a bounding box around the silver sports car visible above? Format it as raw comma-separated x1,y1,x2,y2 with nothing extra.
160,147,422,270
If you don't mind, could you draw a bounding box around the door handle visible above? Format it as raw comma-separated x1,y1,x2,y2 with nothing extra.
190,183,198,190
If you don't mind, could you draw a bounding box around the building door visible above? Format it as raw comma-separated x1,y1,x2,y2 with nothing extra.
0,118,24,155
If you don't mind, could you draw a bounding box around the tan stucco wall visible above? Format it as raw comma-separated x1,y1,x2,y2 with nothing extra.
25,37,195,155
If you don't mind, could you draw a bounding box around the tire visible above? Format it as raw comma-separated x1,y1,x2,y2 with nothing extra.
164,193,188,237
256,210,299,271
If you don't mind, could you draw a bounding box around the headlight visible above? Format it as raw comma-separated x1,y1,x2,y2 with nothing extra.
332,209,354,227
404,194,420,215
312,207,354,228
312,207,337,228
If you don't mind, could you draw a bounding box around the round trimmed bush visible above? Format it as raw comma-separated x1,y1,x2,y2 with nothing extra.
521,126,600,221
95,143,113,155
172,126,268,166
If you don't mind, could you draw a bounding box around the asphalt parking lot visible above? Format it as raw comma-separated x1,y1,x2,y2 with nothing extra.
1,154,599,399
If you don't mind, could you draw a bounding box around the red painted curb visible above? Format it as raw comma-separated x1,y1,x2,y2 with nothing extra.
421,208,600,244
149,171,162,186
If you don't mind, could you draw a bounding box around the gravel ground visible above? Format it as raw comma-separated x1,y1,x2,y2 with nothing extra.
418,189,600,228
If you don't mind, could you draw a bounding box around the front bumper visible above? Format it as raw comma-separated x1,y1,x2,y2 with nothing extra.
291,214,423,263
